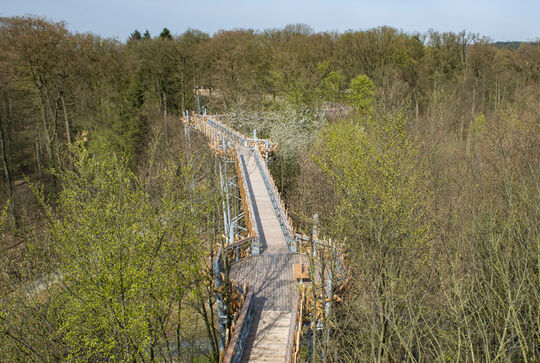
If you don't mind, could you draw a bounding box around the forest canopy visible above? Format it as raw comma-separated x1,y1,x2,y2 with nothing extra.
0,15,539,362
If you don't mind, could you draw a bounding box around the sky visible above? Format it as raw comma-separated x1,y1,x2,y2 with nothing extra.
1,0,539,42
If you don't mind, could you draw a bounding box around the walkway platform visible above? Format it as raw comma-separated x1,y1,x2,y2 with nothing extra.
230,147,299,362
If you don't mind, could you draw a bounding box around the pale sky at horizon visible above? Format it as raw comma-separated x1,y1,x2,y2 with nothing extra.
1,0,539,42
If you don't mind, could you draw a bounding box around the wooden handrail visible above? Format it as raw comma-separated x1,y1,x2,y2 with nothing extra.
182,112,274,156
223,290,255,363
235,149,261,255
286,285,305,363
226,236,254,249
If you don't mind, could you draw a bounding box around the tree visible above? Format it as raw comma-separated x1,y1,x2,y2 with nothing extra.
129,29,142,42
0,16,71,192
0,109,15,228
346,74,375,113
311,111,433,361
320,70,344,102
207,30,268,106
0,134,218,361
159,27,172,40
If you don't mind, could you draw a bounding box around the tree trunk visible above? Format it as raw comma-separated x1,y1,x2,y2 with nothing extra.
8,99,22,131
471,82,476,117
460,114,464,141
35,137,42,178
495,79,499,112
44,92,61,166
0,109,17,228
481,87,485,114
466,82,477,156
415,96,419,121
61,96,72,144
163,90,168,138
38,90,57,193
157,79,162,114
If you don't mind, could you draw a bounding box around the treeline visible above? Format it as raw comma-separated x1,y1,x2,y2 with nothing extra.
1,17,538,186
1,16,539,227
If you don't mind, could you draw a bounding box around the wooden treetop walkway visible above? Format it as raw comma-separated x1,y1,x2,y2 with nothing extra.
183,113,302,362
232,148,300,362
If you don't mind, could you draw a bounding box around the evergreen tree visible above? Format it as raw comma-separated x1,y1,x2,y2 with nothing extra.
159,27,172,40
129,29,142,42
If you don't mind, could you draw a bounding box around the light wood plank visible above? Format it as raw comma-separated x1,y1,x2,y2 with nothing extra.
231,148,297,362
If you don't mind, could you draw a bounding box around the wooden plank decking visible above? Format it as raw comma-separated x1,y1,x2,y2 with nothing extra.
231,147,298,362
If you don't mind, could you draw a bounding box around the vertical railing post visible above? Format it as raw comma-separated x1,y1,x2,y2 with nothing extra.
312,213,318,258
213,252,227,357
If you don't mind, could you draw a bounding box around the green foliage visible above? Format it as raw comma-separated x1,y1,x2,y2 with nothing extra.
313,112,434,361
0,202,6,236
346,74,375,113
320,71,344,102
1,15,539,362
43,138,208,360
302,87,539,360
315,112,430,257
469,112,486,137
159,27,172,40
129,29,142,42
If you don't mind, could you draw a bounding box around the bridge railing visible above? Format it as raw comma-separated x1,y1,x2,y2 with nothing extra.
223,289,255,363
185,111,297,253
183,112,273,157
295,233,333,253
222,236,255,264
213,248,254,361
295,233,347,281
252,148,297,253
286,285,305,363
236,153,261,255
185,111,266,258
